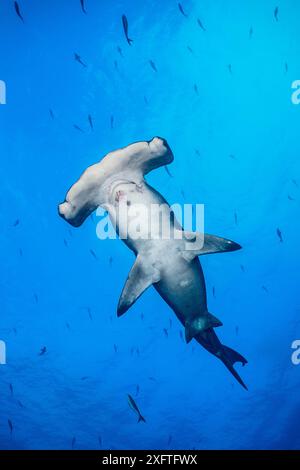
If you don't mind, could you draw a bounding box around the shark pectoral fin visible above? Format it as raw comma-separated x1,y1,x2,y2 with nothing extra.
185,313,223,343
117,255,161,316
180,231,241,261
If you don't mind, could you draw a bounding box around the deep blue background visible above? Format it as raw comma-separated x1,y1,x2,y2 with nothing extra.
0,0,300,450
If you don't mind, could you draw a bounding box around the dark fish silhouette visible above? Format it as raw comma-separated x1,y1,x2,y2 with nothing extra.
195,148,200,156
122,15,133,45
292,179,298,187
229,154,236,160
285,62,288,73
235,326,239,336
169,318,172,328
14,2,24,22
178,3,188,17
73,124,84,133
194,84,199,95
109,256,113,267
136,384,140,396
212,286,216,298
136,347,140,357
34,293,38,303
234,211,238,225
114,60,119,71
88,114,93,130
74,53,87,68
149,60,157,72
144,96,148,105
140,313,144,320
71,437,76,449
117,46,124,58
114,344,118,353
87,307,93,321
249,26,253,39
187,46,193,54
39,346,47,356
64,238,68,247
9,383,14,396
288,194,295,201
164,166,173,178
262,285,269,293
163,328,168,338
110,115,114,129
17,400,24,408
274,6,279,22
128,394,146,423
66,322,71,330
276,228,283,243
197,18,206,31
179,330,184,341
240,264,245,272
89,249,98,259
19,248,23,257
8,419,13,435
81,376,89,380
80,0,86,14
13,219,20,227
49,109,55,120
228,64,233,74
148,376,156,382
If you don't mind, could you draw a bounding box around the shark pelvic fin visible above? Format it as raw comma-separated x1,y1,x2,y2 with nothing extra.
180,231,242,262
185,313,223,343
117,255,161,316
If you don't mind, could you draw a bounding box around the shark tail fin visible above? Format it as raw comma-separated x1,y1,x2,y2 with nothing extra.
220,346,248,390
138,414,146,423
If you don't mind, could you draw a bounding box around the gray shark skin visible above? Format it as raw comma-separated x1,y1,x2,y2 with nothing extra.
58,137,248,389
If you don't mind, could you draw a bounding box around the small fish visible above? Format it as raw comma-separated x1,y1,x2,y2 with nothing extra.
262,285,269,293
228,64,233,75
8,419,13,435
276,228,283,243
229,154,236,160
19,248,23,257
195,148,200,157
285,62,288,73
187,46,193,54
74,53,87,68
13,219,20,227
164,166,173,178
73,124,84,133
80,0,86,14
9,384,14,396
235,326,239,336
71,437,76,449
288,195,295,201
130,347,134,356
178,3,188,17
194,84,199,95
66,322,71,330
87,307,93,321
179,330,184,341
88,114,93,130
39,346,47,356
148,376,156,382
136,384,140,396
122,15,133,46
89,249,98,259
163,328,168,338
110,115,114,129
292,179,298,188
109,256,113,267
249,26,253,39
49,109,55,120
114,60,119,71
234,211,238,225
149,60,158,72
169,318,172,328
17,400,24,408
117,46,124,58
34,293,38,304
144,96,148,105
14,2,24,22
212,286,216,298
141,313,144,321
197,18,206,31
114,344,118,353
240,264,245,272
127,394,146,423
81,376,89,380
136,348,140,357
64,238,68,247
274,6,279,22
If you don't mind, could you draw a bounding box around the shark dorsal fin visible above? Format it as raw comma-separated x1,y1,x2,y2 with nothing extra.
117,255,161,316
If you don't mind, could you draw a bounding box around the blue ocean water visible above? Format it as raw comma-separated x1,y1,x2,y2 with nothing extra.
0,0,300,450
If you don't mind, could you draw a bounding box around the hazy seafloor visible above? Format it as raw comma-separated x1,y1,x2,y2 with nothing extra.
0,0,300,450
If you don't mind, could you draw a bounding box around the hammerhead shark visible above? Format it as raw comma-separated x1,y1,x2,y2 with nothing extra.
58,137,248,389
